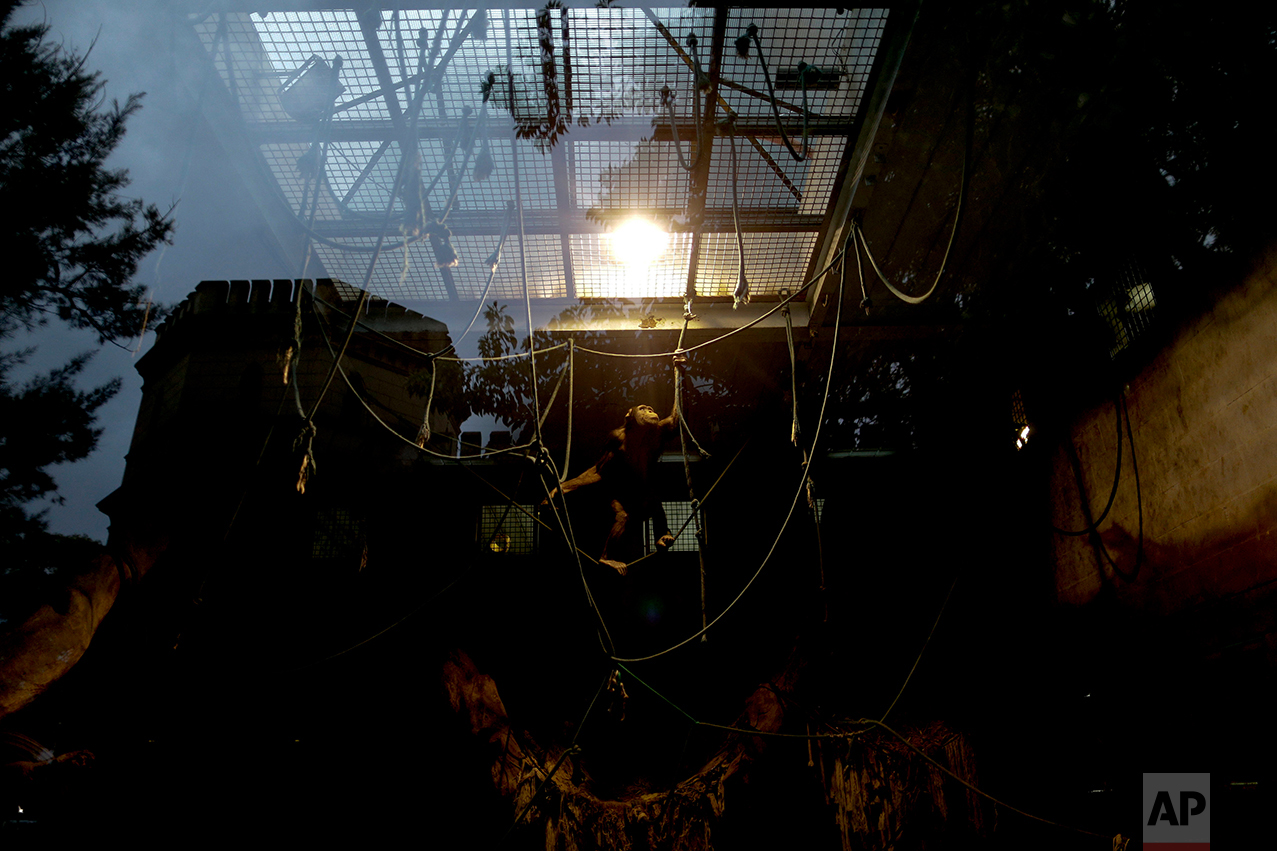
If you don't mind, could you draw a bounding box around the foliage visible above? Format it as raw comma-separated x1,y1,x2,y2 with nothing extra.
0,349,118,543
0,2,174,544
971,0,1277,307
0,1,174,341
463,301,786,459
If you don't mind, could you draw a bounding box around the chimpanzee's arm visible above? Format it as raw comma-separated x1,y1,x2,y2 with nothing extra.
553,429,622,495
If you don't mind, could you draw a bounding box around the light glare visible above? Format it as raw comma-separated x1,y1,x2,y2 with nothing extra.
611,218,669,267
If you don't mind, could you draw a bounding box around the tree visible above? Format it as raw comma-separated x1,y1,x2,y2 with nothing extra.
0,1,174,546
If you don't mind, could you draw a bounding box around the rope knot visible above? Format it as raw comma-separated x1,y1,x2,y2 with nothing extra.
293,420,319,494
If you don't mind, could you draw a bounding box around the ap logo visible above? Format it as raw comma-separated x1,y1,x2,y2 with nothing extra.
1143,773,1209,849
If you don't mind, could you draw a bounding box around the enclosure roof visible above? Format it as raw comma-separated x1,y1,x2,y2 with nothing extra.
189,4,906,323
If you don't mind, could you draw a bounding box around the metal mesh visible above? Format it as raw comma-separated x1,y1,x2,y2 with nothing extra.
451,233,568,300
1011,388,1030,450
323,140,399,213
265,135,557,224
311,506,366,562
479,504,536,555
195,7,890,305
571,232,692,300
1096,258,1157,358
567,7,716,125
649,501,701,553
706,135,846,213
695,232,820,298
575,141,692,213
313,233,567,302
259,143,346,222
719,8,888,120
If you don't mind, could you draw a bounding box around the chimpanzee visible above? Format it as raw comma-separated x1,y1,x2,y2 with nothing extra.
548,403,678,574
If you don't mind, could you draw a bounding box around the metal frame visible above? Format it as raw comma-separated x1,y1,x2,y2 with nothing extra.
187,4,910,324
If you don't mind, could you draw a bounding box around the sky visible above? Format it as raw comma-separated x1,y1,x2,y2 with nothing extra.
8,1,502,540
9,1,288,539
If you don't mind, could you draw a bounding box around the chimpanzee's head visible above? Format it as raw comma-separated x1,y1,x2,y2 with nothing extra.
626,404,662,428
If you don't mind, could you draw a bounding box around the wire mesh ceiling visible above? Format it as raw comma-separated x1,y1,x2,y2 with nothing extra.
193,5,890,305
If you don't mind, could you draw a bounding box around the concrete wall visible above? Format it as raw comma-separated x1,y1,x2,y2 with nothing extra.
1049,245,1277,653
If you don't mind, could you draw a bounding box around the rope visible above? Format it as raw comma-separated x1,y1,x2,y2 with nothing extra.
879,575,958,723
307,292,566,365
574,243,847,360
1106,392,1145,581
291,469,529,673
447,201,516,353
854,75,971,307
505,17,544,459
304,7,466,425
535,357,571,435
502,666,613,841
741,25,813,162
274,14,486,256
726,115,750,308
416,361,437,447
865,720,1109,839
1063,392,1145,582
674,312,709,641
782,293,800,446
308,297,538,461
563,340,574,480
615,666,1109,839
612,233,848,663
622,437,748,571
1051,392,1124,537
782,290,827,620
307,241,848,372
539,460,616,657
618,663,862,740
643,10,708,173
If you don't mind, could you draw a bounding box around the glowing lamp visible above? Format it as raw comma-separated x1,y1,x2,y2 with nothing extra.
611,217,669,268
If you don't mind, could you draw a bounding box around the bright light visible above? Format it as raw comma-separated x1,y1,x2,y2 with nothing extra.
611,217,669,267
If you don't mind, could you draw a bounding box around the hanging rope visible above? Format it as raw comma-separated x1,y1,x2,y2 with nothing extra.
304,240,850,371
723,112,751,309
878,575,959,723
1054,391,1145,582
613,231,849,663
536,358,570,434
304,9,488,429
735,23,815,162
416,362,437,448
622,437,748,574
506,18,544,458
855,71,973,307
538,459,616,657
781,290,800,446
645,11,709,174
673,310,710,641
783,286,827,620
1051,392,1125,537
563,340,574,481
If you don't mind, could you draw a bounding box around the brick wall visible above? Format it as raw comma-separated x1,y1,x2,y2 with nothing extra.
1049,245,1277,650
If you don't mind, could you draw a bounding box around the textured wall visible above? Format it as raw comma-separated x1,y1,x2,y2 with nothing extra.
1049,245,1277,651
